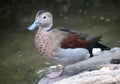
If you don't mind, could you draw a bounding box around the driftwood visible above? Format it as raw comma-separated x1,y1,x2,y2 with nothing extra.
37,47,120,84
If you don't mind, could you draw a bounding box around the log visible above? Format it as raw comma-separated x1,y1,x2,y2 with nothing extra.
37,47,120,84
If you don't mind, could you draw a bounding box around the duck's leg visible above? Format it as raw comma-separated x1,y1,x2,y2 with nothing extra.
47,66,65,79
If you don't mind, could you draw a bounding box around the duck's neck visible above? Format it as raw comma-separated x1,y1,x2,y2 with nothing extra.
36,27,48,34
37,27,44,33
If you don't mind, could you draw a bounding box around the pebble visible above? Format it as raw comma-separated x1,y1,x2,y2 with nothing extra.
37,69,44,74
100,67,111,72
100,16,105,20
106,18,110,22
45,62,50,65
57,64,62,67
49,65,57,69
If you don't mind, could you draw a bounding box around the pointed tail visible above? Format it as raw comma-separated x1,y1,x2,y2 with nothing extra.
94,42,111,50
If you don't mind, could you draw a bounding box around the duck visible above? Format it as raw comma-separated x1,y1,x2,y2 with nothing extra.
27,10,110,78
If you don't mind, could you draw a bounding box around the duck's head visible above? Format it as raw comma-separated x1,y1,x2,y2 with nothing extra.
28,10,53,31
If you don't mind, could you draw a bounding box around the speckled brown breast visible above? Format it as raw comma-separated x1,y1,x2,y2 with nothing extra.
34,29,50,56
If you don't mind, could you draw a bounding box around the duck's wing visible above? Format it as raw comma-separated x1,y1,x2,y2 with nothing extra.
58,28,88,39
58,28,102,49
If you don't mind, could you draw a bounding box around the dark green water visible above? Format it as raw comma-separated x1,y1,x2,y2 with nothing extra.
0,1,120,84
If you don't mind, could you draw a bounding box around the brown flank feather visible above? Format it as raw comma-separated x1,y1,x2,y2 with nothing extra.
61,34,89,48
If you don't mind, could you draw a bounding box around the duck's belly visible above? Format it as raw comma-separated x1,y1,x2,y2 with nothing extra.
55,48,90,65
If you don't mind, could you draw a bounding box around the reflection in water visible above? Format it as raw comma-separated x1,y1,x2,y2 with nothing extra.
0,1,120,84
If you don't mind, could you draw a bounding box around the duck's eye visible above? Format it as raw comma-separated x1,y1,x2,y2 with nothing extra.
43,16,46,19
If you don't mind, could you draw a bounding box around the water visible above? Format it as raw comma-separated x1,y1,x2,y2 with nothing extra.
0,2,120,84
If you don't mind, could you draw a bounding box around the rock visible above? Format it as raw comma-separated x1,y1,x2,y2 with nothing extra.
37,47,120,84
55,67,120,84
100,67,111,72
